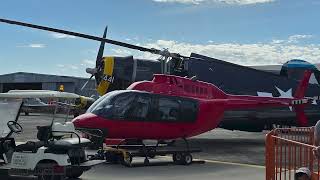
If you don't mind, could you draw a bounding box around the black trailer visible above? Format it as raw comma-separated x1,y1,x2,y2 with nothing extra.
100,145,202,167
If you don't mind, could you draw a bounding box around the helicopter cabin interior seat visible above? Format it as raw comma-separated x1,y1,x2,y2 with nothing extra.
14,126,48,153
168,109,179,121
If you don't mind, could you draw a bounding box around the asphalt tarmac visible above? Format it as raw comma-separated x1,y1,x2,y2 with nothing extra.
7,113,266,179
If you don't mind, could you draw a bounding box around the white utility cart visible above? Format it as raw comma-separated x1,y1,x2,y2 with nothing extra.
0,90,104,180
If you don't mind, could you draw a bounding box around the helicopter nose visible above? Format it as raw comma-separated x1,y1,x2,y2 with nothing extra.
71,117,83,128
72,113,93,128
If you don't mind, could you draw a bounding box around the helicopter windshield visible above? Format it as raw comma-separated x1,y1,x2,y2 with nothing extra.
88,91,153,120
87,90,122,113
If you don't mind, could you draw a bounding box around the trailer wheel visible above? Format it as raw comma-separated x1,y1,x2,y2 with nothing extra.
121,153,132,167
172,153,183,164
181,153,193,165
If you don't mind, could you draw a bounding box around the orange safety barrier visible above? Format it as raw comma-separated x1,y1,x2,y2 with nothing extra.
266,127,320,180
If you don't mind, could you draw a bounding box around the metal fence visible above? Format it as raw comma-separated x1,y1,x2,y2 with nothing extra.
266,127,320,180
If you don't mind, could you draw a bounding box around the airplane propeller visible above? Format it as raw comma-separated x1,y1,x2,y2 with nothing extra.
81,26,108,91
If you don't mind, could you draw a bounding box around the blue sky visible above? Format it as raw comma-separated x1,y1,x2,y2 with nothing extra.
0,0,319,77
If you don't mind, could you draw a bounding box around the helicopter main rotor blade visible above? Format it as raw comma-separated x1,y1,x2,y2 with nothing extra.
0,18,161,55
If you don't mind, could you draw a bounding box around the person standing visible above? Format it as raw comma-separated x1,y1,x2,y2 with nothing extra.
313,120,320,157
295,167,311,180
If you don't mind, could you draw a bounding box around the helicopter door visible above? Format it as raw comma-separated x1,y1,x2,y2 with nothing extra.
126,94,152,121
110,92,152,137
155,97,180,122
123,93,152,137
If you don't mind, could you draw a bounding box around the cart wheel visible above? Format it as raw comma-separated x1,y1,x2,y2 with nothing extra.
36,161,65,180
182,153,193,165
121,153,133,167
66,168,83,179
172,153,183,164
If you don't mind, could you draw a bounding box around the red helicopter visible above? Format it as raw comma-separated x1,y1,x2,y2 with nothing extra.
72,71,312,141
72,71,314,166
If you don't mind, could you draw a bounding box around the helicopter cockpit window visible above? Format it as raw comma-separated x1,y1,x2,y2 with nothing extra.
111,93,135,120
126,94,152,120
156,97,180,121
89,91,121,117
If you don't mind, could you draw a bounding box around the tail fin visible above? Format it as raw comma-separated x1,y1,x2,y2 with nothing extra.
294,70,312,98
293,70,312,126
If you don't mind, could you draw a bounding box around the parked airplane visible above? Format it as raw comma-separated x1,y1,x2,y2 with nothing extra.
2,90,95,116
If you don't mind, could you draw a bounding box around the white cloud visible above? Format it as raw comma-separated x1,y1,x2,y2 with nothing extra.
69,65,79,70
153,0,204,4
17,44,46,48
288,34,313,43
152,0,275,5
29,44,46,48
135,34,320,66
111,48,133,56
56,64,79,70
81,59,95,66
56,64,65,68
51,33,76,39
271,34,313,44
221,0,275,5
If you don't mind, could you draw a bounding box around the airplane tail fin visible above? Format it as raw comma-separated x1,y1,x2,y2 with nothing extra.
293,70,312,126
294,70,312,98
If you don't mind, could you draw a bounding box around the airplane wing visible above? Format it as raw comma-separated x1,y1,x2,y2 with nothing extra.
0,90,80,99
0,99,22,137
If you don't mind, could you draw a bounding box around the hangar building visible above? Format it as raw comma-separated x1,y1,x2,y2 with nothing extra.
0,72,97,97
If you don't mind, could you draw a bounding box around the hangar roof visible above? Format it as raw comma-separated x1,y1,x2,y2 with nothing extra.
0,72,90,83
